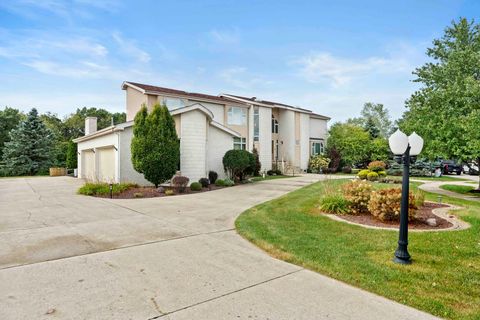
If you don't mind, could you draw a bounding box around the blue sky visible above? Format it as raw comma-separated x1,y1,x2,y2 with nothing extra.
1,0,479,122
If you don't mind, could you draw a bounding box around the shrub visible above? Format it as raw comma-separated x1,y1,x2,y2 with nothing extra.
377,170,387,178
165,189,175,196
190,182,202,191
223,149,254,181
208,171,218,184
342,180,372,214
342,166,352,174
368,188,417,221
172,175,189,193
319,195,350,214
321,167,334,174
309,155,331,173
368,161,386,172
223,178,235,186
367,171,379,181
199,178,210,188
414,190,426,207
78,182,137,196
215,179,225,186
357,169,370,180
267,169,282,176
251,148,262,176
133,192,144,198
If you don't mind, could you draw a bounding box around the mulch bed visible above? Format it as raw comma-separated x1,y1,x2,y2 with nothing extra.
335,202,453,230
96,185,226,199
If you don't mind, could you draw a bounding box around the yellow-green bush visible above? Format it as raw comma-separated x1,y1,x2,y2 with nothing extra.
358,169,370,180
78,182,137,196
367,171,379,181
367,188,417,221
341,180,372,214
378,170,387,178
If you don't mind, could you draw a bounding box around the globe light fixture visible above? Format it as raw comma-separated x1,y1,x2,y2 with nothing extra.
388,129,423,264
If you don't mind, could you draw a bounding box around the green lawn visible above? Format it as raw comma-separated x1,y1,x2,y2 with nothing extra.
250,175,295,182
236,179,480,320
440,184,480,197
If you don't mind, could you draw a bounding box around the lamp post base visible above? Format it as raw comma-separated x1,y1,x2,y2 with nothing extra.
393,246,412,265
393,256,412,265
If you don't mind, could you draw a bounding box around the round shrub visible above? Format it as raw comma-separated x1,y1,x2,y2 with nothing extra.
342,166,352,174
367,171,379,181
341,180,372,214
367,160,386,172
198,178,210,188
223,149,254,181
378,170,387,178
358,169,370,180
309,155,331,173
368,188,417,221
208,171,218,184
319,195,350,214
190,182,202,191
215,179,225,186
172,175,189,193
223,178,235,186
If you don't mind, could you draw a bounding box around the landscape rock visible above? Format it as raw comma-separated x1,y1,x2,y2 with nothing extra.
426,218,437,227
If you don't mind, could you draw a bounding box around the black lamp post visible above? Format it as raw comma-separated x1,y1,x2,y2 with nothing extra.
388,130,424,265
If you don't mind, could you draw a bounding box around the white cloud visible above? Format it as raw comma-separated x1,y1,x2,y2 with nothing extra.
294,51,413,86
112,32,151,63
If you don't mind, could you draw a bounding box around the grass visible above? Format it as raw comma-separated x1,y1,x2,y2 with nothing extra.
440,184,480,197
78,182,137,196
409,175,471,182
236,179,480,320
250,175,294,182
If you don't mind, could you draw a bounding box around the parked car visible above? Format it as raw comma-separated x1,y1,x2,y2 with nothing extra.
439,160,463,175
464,163,479,175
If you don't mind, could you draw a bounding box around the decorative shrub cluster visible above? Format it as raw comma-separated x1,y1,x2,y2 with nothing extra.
190,182,202,191
172,175,189,193
367,160,387,172
308,155,331,173
78,182,137,196
367,171,379,181
341,180,372,214
223,178,235,186
208,171,218,184
199,178,210,188
267,169,282,175
165,189,175,196
342,166,352,174
215,179,225,186
368,188,418,221
319,195,350,214
358,161,387,181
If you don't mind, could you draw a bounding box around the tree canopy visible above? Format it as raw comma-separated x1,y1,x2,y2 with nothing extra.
0,107,24,158
348,102,392,138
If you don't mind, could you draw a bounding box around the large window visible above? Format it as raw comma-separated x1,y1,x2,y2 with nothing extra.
227,106,247,125
253,107,259,141
161,97,185,110
233,137,246,150
311,141,324,156
271,115,279,134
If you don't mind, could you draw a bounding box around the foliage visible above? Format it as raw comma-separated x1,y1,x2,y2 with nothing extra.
398,18,480,188
0,107,24,158
63,107,126,140
215,179,225,186
308,155,331,173
223,149,254,181
65,141,77,169
369,138,390,162
78,182,137,196
326,146,342,172
364,117,380,138
358,169,370,180
319,195,351,214
223,178,235,186
327,122,371,166
367,171,379,181
2,108,55,176
199,178,210,188
267,169,282,175
341,166,352,174
190,182,202,191
368,188,417,221
251,147,262,176
378,171,387,178
172,175,189,193
341,179,372,214
165,189,175,196
208,171,218,184
367,160,386,172
348,102,393,138
131,104,180,187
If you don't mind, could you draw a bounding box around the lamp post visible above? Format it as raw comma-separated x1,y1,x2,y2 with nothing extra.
388,130,424,264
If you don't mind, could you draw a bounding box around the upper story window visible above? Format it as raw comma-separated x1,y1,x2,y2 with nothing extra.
311,141,324,156
227,106,247,126
233,137,246,150
253,107,259,141
271,115,279,134
161,97,185,110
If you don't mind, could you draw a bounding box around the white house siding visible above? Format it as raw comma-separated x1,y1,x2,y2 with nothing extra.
258,106,272,171
206,125,233,179
278,109,295,164
126,87,147,121
309,118,328,140
180,110,208,183
118,128,153,186
191,101,225,124
300,113,310,170
77,132,118,182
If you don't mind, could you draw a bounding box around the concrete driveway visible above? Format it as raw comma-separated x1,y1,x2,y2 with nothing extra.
0,176,438,319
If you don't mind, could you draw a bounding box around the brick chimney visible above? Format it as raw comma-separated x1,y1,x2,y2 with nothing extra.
85,117,97,135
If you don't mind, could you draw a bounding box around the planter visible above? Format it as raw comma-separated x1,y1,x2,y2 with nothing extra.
49,167,67,176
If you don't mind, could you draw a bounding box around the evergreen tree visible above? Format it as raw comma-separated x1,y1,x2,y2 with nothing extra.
2,108,55,176
364,117,380,138
0,107,24,158
131,104,180,187
65,141,78,169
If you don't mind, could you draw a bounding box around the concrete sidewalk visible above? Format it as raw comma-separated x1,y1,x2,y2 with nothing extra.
0,175,439,320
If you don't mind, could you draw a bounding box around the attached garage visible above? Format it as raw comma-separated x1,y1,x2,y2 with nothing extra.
97,147,116,183
81,149,95,181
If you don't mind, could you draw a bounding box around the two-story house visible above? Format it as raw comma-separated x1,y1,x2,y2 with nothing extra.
74,81,329,185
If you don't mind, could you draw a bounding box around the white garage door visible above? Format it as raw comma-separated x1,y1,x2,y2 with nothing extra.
82,150,95,181
97,147,116,183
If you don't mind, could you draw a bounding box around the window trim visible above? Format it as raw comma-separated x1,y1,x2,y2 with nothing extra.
310,140,324,156
233,137,247,150
227,106,247,126
253,107,259,141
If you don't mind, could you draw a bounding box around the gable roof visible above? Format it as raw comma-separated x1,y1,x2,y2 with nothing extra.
122,81,239,104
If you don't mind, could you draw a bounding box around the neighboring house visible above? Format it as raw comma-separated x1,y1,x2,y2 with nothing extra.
74,81,330,185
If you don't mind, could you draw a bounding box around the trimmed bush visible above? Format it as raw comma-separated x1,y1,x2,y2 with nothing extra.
172,175,189,193
190,182,202,191
208,171,218,184
309,155,331,173
378,170,387,178
223,149,254,181
251,148,262,176
342,166,352,174
267,169,282,176
342,180,372,214
367,171,379,181
78,182,137,196
199,178,210,188
367,161,386,172
223,178,235,186
165,189,175,196
358,169,370,180
215,179,225,186
368,188,417,221
319,195,350,214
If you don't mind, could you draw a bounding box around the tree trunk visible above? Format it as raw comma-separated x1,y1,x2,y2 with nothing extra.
477,158,480,190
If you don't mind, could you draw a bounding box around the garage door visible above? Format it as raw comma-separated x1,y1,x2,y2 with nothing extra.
82,150,95,181
97,147,116,183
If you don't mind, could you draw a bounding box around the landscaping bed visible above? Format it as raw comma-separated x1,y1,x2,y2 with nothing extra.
96,184,226,199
